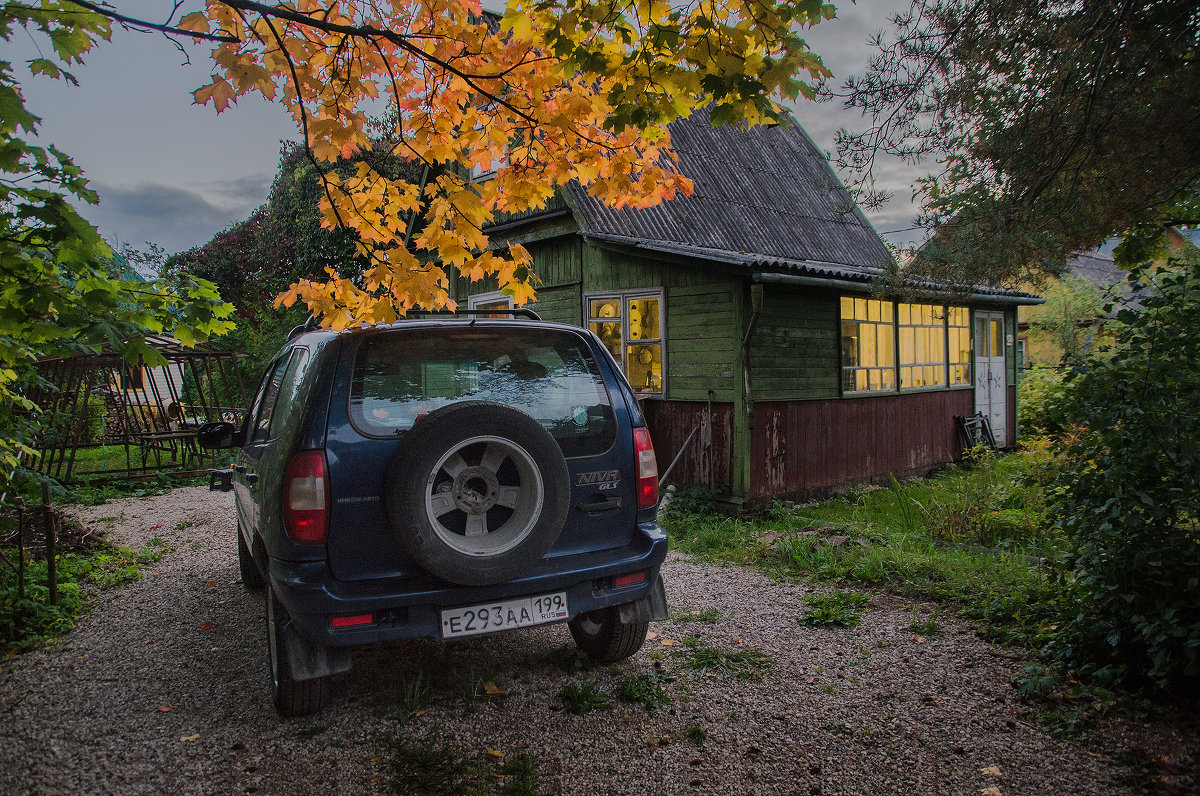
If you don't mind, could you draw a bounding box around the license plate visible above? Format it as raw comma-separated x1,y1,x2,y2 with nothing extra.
441,592,569,639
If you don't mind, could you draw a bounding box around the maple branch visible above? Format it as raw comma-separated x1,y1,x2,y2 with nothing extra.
256,11,355,242
216,0,543,123
62,0,238,43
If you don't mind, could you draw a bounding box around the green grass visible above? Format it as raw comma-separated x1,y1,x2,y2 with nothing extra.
0,536,169,653
618,672,672,710
800,591,871,628
673,636,773,680
906,608,942,636
560,678,612,715
386,735,538,796
661,445,1066,653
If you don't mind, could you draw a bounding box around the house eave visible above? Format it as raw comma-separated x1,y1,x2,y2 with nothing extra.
580,230,1044,305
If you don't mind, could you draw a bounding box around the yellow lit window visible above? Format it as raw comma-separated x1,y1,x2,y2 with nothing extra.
840,297,896,393
898,303,947,389
586,290,664,395
947,306,972,385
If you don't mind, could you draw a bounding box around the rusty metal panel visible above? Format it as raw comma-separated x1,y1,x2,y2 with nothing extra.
642,400,734,491
749,390,975,500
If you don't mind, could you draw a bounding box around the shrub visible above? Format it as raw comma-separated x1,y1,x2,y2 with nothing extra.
1018,365,1075,436
1047,267,1200,690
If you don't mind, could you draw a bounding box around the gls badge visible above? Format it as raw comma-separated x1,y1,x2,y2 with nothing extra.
576,470,620,490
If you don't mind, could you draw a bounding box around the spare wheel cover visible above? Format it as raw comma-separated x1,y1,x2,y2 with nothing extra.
385,401,570,586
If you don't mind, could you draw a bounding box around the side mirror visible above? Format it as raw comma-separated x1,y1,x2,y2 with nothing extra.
197,421,240,449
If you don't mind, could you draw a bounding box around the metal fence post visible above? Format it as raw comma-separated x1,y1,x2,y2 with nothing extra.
15,497,26,603
41,483,56,606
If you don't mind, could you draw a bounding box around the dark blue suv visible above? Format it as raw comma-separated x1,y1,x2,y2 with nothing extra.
200,314,669,715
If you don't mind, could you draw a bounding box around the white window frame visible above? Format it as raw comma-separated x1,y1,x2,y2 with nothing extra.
947,306,973,386
467,290,514,312
840,297,975,395
840,296,897,394
584,288,666,398
898,303,948,391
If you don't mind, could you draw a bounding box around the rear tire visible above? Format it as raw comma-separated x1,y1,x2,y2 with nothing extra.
267,583,328,717
568,607,648,663
238,525,264,589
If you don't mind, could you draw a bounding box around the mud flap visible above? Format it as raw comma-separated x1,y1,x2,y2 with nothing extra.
281,621,352,682
617,574,669,624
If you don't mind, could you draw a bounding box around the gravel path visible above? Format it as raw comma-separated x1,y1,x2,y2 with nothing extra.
0,486,1169,795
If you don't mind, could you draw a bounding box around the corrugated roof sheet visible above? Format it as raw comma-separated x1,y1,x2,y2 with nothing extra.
566,107,894,274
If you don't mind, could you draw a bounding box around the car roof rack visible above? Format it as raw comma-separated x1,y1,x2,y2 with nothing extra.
406,308,542,321
286,308,542,339
286,315,321,341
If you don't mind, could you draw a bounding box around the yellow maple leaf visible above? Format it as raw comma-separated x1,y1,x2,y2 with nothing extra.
192,76,236,113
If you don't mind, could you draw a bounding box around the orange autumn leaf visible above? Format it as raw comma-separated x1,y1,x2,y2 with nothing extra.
182,0,834,326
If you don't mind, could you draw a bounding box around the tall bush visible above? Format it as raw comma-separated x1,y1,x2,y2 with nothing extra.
1048,267,1200,690
1017,365,1074,437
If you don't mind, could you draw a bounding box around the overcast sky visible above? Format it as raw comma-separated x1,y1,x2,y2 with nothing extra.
16,0,921,258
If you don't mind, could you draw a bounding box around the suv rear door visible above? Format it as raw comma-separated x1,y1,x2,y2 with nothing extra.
323,323,640,582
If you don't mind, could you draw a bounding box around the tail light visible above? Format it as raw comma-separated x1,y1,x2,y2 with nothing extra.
283,450,329,544
633,426,658,510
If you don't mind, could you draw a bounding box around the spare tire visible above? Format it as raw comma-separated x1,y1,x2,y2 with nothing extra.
385,401,571,586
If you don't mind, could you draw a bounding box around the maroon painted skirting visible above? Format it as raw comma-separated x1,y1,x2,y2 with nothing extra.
749,391,975,499
644,391,977,500
641,401,734,490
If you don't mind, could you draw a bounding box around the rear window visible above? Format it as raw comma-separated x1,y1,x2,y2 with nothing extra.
349,328,616,457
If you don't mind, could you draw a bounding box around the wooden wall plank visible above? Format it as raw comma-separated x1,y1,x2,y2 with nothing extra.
746,389,975,500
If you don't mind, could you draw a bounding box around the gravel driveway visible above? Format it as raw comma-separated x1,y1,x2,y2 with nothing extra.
0,486,1166,794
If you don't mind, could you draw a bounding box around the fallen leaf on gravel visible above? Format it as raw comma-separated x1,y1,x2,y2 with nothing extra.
646,631,659,641
413,710,426,717
205,580,216,588
483,681,507,696
979,788,1002,796
180,734,199,742
199,621,214,631
149,524,163,531
806,677,816,683
230,578,242,585
487,749,505,758
210,647,219,652
914,635,926,643
661,639,676,646
733,637,743,644
980,766,1002,776
157,706,173,712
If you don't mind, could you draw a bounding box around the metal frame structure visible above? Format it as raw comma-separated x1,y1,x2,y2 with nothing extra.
28,335,248,483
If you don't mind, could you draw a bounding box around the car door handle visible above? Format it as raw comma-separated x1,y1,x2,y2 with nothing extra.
245,472,259,486
576,496,621,512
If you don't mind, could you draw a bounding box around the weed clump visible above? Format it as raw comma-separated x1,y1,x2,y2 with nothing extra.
799,591,870,628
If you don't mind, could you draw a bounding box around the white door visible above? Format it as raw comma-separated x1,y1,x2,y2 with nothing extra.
974,311,1007,444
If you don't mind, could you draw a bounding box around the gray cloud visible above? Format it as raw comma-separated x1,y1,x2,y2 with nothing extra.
198,174,275,206
80,181,269,256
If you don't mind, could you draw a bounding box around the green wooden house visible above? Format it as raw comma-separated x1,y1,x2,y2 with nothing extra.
451,109,1040,503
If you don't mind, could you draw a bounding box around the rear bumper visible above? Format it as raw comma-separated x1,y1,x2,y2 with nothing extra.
270,522,669,647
